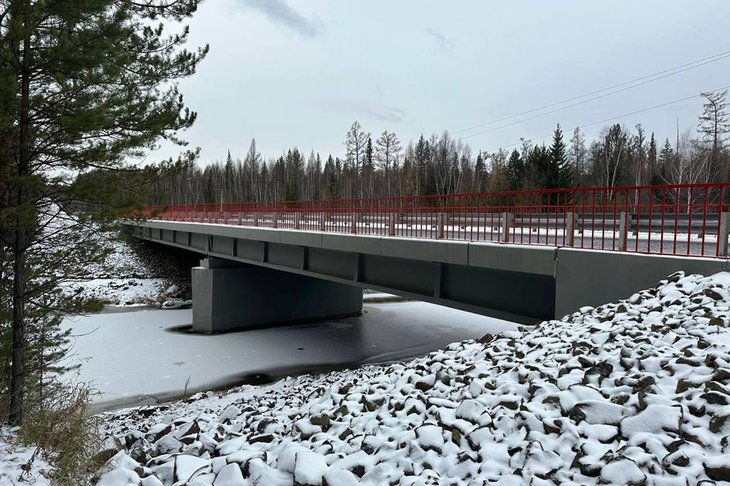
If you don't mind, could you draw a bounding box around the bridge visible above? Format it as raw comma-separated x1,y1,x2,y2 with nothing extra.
128,183,730,332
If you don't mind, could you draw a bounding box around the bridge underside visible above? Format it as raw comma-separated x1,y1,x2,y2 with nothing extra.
192,258,363,332
130,221,728,333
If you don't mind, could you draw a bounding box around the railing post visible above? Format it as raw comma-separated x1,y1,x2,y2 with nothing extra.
294,212,301,230
719,212,730,256
254,213,259,227
437,212,445,239
618,211,628,251
388,212,396,237
351,212,357,234
273,212,278,229
500,212,513,243
565,211,575,247
320,213,326,232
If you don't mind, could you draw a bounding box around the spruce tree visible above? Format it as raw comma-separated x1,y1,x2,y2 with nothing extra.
506,150,525,191
549,124,573,190
526,145,551,189
474,151,486,192
648,133,658,185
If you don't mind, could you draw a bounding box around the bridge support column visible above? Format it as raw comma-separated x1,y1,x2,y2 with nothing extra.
192,258,363,333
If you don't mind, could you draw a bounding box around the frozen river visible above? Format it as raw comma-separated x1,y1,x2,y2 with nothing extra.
61,301,517,411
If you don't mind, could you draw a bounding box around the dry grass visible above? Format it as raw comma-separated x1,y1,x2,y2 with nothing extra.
21,383,104,485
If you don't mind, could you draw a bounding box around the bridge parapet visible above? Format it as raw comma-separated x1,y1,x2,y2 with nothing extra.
144,183,730,259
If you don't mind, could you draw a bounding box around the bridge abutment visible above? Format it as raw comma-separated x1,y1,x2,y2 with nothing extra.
192,258,363,333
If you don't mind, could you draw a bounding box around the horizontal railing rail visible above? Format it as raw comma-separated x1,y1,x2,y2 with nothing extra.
141,183,730,258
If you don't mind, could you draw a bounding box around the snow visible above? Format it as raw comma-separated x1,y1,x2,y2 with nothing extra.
213,463,245,485
61,277,167,306
293,450,328,485
598,459,646,485
92,271,730,485
620,404,681,435
174,455,211,482
0,427,53,485
56,227,176,306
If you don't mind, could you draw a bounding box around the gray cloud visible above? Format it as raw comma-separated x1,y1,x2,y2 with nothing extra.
241,0,322,38
323,100,405,123
426,28,453,53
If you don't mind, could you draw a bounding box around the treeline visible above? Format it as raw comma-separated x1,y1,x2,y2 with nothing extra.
151,91,730,205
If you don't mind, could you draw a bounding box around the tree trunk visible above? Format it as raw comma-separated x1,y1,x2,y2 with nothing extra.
9,13,32,425
9,242,26,425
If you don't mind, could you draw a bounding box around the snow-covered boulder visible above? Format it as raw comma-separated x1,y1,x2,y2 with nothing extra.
99,271,730,485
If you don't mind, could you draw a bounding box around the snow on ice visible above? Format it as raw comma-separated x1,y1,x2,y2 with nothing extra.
92,271,730,485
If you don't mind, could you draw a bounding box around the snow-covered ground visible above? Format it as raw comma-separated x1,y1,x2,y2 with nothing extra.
0,427,52,485
58,230,174,306
61,303,516,410
92,271,730,485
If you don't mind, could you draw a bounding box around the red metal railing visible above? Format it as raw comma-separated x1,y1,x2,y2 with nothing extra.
144,183,730,258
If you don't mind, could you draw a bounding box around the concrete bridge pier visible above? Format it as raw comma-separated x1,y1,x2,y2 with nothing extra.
192,258,363,333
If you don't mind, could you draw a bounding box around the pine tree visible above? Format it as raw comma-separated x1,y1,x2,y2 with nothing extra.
0,0,207,425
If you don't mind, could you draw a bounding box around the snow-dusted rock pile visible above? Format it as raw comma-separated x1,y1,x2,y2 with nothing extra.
97,272,730,485
60,231,171,306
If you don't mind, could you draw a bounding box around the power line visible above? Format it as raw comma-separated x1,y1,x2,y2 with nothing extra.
459,55,730,141
482,85,730,154
454,49,730,137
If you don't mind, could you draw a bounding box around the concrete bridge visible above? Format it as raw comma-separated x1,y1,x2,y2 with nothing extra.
128,202,729,332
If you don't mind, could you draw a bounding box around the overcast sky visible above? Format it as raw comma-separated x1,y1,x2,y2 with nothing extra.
155,0,730,163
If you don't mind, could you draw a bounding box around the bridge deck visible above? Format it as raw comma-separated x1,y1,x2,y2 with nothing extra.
129,218,728,326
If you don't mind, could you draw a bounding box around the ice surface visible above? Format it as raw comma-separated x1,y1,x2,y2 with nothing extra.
62,302,517,407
